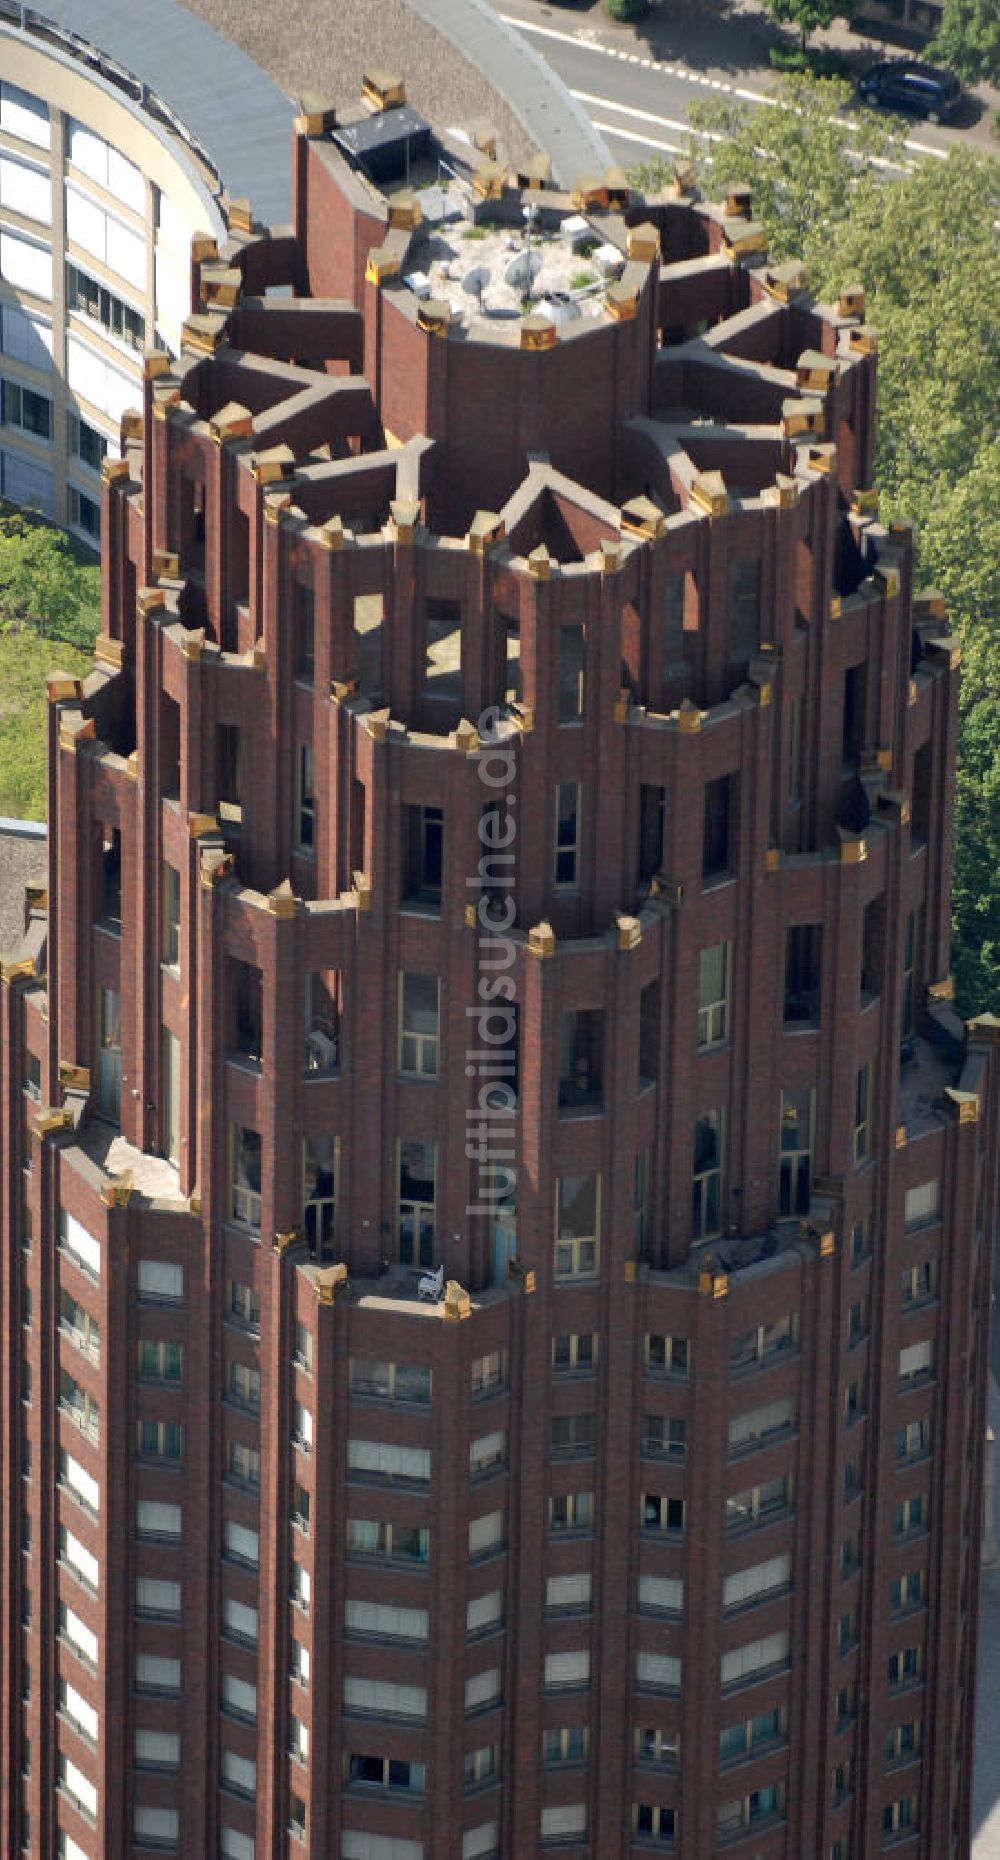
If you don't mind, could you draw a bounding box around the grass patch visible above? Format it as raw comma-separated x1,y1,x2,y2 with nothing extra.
570,269,597,290
0,629,93,818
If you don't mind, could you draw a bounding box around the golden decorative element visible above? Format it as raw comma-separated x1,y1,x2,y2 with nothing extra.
528,921,556,958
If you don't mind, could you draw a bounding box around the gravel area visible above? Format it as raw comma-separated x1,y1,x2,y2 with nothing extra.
180,0,539,174
0,826,46,961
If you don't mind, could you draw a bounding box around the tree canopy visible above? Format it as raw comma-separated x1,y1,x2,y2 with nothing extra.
635,79,1000,1009
0,506,101,652
760,0,855,50
929,0,1000,86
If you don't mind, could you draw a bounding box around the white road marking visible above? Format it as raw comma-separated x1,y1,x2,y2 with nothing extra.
591,120,685,154
570,88,725,142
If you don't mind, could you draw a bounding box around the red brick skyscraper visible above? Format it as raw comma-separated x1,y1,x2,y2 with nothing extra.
2,94,997,1860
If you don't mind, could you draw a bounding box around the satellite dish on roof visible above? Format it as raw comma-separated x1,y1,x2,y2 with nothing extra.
462,264,491,306
504,249,542,290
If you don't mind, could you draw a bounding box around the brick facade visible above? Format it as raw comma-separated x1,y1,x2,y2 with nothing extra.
1,112,997,1860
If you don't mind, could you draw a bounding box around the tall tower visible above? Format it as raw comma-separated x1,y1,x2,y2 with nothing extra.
2,95,996,1860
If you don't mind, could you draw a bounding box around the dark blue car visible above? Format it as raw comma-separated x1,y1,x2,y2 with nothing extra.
858,59,963,125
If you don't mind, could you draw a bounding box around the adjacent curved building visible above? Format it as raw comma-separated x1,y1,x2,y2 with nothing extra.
1,92,996,1860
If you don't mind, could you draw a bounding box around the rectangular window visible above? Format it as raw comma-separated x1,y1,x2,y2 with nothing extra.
722,1553,791,1609
899,1340,933,1385
464,1743,500,1786
544,1650,590,1691
295,744,315,851
638,1574,684,1616
720,1631,790,1688
644,1333,689,1378
548,1491,594,1534
465,1668,502,1713
719,1707,785,1763
347,1519,429,1564
66,409,107,474
888,1647,922,1689
137,1339,182,1382
692,1109,724,1239
787,694,803,805
555,1174,600,1279
402,803,444,910
348,1440,431,1484
731,1314,799,1373
303,968,339,1074
471,1350,508,1397
466,1590,503,1636
552,1332,598,1375
60,1369,99,1442
784,924,821,1025
221,1748,257,1796
303,1133,337,1261
223,1597,259,1646
854,1060,874,1165
68,484,101,542
546,1572,592,1614
636,1651,681,1693
698,942,731,1050
59,1289,99,1362
557,1008,603,1112
890,1571,924,1614
904,1180,940,1229
468,1509,504,1557
96,985,121,1123
554,781,581,888
901,1261,937,1307
230,1124,262,1232
424,598,462,704
703,774,735,882
551,1413,595,1459
399,972,440,1078
470,1430,506,1475
161,862,181,966
136,1577,181,1618
66,261,144,350
558,624,585,723
349,1360,432,1404
778,1087,813,1216
729,556,761,662
136,1500,181,1540
60,1603,98,1667
3,376,52,439
135,1729,181,1771
897,1418,931,1461
638,783,665,884
221,1674,257,1721
344,1599,428,1642
397,1139,435,1269
726,1474,793,1530
137,1419,182,1461
136,1653,180,1694
728,1397,796,1455
632,1804,676,1845
294,581,315,683
901,907,922,1038
893,1496,927,1538
641,1414,687,1460
641,1492,685,1535
842,662,866,767
60,1210,101,1281
635,1726,680,1766
226,1360,260,1411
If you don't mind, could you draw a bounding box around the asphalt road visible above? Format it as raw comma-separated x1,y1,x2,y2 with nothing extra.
498,2,963,171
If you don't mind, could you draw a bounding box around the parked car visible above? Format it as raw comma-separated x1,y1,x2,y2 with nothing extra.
857,60,963,124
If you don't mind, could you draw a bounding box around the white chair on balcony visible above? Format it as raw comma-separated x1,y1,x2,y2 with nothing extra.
417,1263,444,1302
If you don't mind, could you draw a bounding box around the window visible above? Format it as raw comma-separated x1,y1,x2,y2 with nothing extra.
221,1834,255,1860
221,1749,257,1796
546,1572,591,1614
723,1554,790,1610
291,1400,314,1452
728,1397,796,1455
136,1500,180,1540
639,786,665,886
398,972,440,1079
60,1210,101,1281
347,1519,429,1563
222,1598,259,1647
899,1340,933,1385
897,1419,931,1462
397,1140,435,1269
344,1598,428,1642
294,581,315,682
848,1298,869,1347
67,410,108,474
137,1419,182,1462
885,1721,921,1764
348,1439,430,1484
554,1174,600,1279
304,969,339,1073
58,1755,97,1821
636,1651,681,1693
901,1261,937,1306
464,1743,500,1787
787,693,804,805
719,1707,785,1763
227,1279,260,1332
888,1646,922,1689
133,1807,178,1849
843,1455,862,1500
136,1577,181,1619
60,1370,99,1441
890,1571,924,1614
341,1839,422,1860
635,1727,680,1766
544,1650,590,1691
402,803,444,909
698,941,731,1050
849,1218,871,1266
136,1653,180,1694
289,1715,309,1763
466,1590,503,1636
720,1631,790,1687
632,1803,676,1847
844,1377,866,1423
60,1603,98,1667
465,1668,501,1712
729,556,760,662
883,1797,918,1838
60,1526,98,1592
842,662,866,767
291,1481,310,1529
692,1110,724,1238
554,781,581,888
778,1087,813,1217
726,1474,793,1530
638,1574,684,1616
295,744,315,850
854,1061,874,1165
557,1007,603,1112
230,1124,261,1232
645,1334,689,1378
717,1787,785,1838
347,1752,426,1792
303,1134,337,1260
96,985,121,1122
0,81,50,148
549,1491,593,1534
730,1314,798,1373
138,1259,183,1304
424,598,462,703
226,1360,260,1411
542,1805,586,1844
66,260,144,349
3,376,51,439
551,1413,595,1458
59,1677,98,1742
463,1825,498,1860
137,1339,182,1382
221,1674,257,1721
232,960,263,1064
135,1729,180,1771
468,1509,504,1557
223,1519,259,1568
552,1332,598,1375
558,623,585,722
784,925,821,1024
471,1351,508,1397
59,1290,100,1362
893,1496,927,1538
641,1415,687,1460
641,1493,685,1535
703,774,735,882
350,1359,432,1404
470,1430,506,1475
904,1180,940,1229
901,908,921,1038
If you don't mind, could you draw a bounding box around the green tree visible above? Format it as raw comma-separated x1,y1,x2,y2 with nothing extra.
635,80,1000,1009
0,505,101,651
761,0,855,50
929,0,1000,85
